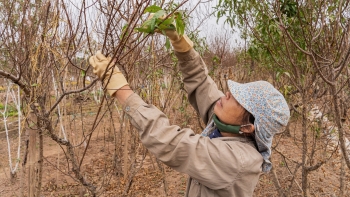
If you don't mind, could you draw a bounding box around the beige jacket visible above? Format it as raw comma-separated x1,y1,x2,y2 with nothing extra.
123,49,263,197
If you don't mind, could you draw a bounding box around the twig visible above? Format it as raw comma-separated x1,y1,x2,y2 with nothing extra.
47,79,98,115
0,70,30,95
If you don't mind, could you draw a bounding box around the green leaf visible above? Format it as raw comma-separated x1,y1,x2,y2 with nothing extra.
144,5,162,13
137,8,185,37
160,17,174,26
276,71,281,80
120,24,129,39
81,70,85,77
152,10,165,19
166,24,176,30
31,83,38,87
212,56,220,63
135,19,153,33
284,72,291,78
165,37,170,50
135,27,149,33
150,18,156,33
157,17,174,29
122,24,128,32
174,12,185,36
158,23,175,31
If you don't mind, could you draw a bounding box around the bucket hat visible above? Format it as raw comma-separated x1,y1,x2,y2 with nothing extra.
227,80,290,172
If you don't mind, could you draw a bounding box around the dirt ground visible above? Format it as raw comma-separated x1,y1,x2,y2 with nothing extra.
0,134,186,197
0,97,349,197
0,96,189,197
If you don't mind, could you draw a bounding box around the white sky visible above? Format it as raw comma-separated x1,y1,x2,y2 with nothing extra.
183,0,244,48
69,0,244,58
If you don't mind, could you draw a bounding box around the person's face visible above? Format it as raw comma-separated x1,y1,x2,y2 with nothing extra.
214,92,246,125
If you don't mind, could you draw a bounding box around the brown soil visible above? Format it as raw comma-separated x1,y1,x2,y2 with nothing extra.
0,98,349,197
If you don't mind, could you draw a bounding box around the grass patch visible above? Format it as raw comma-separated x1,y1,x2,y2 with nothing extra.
0,102,19,117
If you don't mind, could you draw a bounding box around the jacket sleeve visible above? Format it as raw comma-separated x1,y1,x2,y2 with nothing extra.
175,49,224,124
123,93,262,190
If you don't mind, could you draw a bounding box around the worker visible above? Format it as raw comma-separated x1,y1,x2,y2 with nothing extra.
89,26,290,197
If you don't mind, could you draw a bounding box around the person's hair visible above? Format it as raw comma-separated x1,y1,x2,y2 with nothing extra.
241,110,255,125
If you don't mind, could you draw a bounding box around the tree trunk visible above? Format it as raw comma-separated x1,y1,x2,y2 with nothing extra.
123,120,130,180
301,97,309,197
36,120,43,197
339,155,346,197
301,168,309,197
330,85,350,169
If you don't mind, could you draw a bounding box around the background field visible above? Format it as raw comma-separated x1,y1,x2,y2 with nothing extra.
0,0,349,196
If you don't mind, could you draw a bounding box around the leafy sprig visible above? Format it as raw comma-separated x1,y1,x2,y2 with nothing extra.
136,5,186,49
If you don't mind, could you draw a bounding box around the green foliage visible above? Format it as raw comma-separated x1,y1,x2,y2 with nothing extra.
136,5,182,51
208,55,220,77
276,71,291,81
311,124,321,139
280,0,297,17
280,84,293,100
279,161,285,167
187,30,208,56
154,68,164,77
144,5,163,13
165,37,171,50
174,12,185,36
215,0,349,79
136,5,186,46
215,0,315,88
212,55,220,64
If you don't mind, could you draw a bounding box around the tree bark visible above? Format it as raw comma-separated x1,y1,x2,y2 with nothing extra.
339,156,346,197
330,85,350,169
301,96,309,197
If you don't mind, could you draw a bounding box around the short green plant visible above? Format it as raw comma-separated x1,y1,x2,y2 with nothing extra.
0,103,19,117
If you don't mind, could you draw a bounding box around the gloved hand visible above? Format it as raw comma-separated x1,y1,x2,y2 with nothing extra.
165,30,193,53
89,51,128,96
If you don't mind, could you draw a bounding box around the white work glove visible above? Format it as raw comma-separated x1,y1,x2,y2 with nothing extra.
89,51,128,96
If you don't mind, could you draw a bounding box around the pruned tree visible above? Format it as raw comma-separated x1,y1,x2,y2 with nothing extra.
0,0,214,196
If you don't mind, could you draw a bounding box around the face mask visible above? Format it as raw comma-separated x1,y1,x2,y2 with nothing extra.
213,114,252,134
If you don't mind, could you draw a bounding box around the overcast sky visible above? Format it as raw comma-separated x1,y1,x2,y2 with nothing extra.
182,0,244,48
69,0,244,57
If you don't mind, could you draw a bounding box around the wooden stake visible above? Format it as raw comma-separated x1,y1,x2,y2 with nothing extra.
28,108,37,197
123,119,129,180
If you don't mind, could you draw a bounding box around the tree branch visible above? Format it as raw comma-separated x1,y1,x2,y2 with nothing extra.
0,70,30,95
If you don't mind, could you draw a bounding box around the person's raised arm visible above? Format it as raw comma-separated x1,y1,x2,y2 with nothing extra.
88,52,256,190
164,30,224,124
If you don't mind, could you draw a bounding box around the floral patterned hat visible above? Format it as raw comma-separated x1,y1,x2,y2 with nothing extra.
227,80,290,172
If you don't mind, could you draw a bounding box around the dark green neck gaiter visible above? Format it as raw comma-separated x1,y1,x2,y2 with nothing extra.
213,114,242,134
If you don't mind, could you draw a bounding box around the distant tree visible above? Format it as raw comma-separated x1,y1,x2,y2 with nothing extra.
215,0,350,196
